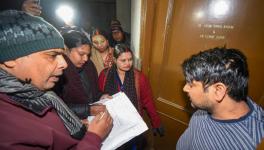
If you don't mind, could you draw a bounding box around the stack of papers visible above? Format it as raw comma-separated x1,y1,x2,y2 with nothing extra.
88,92,148,150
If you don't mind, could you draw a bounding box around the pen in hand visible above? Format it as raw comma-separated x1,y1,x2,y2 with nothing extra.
99,112,105,120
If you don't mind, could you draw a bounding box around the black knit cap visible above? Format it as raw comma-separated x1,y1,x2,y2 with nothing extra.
110,19,123,33
0,10,65,62
111,26,123,33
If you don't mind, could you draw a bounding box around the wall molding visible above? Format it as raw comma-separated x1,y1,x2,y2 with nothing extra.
157,111,188,126
156,97,192,113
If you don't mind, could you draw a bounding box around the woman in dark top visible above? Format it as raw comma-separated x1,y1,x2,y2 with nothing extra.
54,30,110,120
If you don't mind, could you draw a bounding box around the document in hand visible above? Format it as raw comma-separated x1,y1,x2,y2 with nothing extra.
89,92,148,150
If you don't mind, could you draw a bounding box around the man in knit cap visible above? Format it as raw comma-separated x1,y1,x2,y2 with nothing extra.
0,10,112,149
109,19,131,48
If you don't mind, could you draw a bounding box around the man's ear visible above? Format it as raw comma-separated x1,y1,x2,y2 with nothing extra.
213,82,227,103
3,60,17,68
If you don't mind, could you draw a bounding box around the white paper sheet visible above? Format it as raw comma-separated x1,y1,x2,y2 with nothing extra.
88,92,148,150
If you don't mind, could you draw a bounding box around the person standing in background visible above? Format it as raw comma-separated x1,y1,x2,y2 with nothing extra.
0,0,42,16
109,19,131,48
90,28,114,75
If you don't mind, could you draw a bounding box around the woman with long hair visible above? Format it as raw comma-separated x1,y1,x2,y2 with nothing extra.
90,28,114,75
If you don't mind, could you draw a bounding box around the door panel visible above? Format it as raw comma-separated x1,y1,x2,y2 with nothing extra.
140,0,264,149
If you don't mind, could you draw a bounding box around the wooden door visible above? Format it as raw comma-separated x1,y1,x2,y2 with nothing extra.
140,0,264,149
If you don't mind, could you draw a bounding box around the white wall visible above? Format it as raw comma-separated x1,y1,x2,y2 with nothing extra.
116,0,141,69
116,0,131,33
131,0,141,68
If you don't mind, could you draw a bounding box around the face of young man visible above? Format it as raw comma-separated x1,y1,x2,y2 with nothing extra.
92,35,108,52
183,80,214,111
112,30,124,42
116,52,133,73
67,44,91,68
12,48,67,91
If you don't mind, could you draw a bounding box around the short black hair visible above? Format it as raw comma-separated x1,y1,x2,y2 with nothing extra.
182,47,249,101
62,30,91,49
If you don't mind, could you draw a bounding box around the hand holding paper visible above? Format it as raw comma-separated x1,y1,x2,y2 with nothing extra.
88,92,148,150
90,104,106,115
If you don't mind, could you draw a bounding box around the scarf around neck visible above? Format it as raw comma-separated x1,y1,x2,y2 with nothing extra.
104,65,139,109
0,69,86,140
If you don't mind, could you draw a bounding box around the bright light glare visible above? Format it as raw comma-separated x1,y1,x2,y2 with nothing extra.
195,10,204,19
56,5,74,24
210,0,230,18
